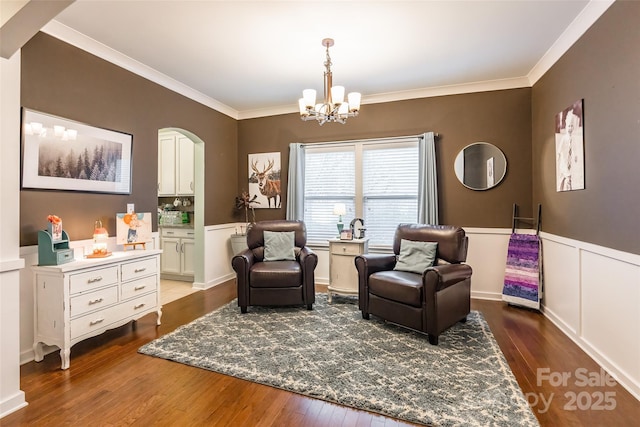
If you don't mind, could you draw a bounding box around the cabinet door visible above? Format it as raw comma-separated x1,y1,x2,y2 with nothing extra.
176,135,194,195
158,134,176,196
330,253,358,293
160,237,181,274
181,238,195,276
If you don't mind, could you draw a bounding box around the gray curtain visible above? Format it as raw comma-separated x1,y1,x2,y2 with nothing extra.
286,143,305,220
418,132,439,224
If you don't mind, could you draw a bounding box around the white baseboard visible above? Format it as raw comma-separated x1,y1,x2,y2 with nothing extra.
194,272,235,290
0,391,27,419
471,291,502,301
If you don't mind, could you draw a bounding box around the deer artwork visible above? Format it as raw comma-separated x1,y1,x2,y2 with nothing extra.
251,158,281,208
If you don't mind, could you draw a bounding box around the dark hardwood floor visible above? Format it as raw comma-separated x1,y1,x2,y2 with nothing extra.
3,281,638,426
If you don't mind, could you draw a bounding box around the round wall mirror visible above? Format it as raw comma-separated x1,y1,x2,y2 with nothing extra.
454,142,507,190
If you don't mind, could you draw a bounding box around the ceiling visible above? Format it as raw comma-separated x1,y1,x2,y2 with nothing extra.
42,1,612,120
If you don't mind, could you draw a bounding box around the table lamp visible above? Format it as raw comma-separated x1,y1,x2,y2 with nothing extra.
333,203,346,234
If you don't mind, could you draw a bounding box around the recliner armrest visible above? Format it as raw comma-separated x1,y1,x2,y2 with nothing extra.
299,246,318,271
425,263,473,291
232,248,256,271
354,253,397,276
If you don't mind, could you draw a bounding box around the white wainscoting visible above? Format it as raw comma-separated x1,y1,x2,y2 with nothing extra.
539,232,640,400
196,223,239,290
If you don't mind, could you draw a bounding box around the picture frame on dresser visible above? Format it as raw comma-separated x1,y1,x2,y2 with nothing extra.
340,229,353,240
21,108,133,194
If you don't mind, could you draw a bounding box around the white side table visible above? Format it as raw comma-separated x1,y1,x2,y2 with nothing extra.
328,238,369,303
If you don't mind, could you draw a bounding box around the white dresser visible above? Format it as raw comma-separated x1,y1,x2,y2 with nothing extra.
328,239,369,302
32,250,162,369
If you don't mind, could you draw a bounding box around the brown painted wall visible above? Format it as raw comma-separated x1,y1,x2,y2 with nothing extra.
20,33,238,246
532,1,640,255
239,88,533,228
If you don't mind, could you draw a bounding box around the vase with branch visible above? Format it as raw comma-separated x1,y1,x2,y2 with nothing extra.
235,191,260,235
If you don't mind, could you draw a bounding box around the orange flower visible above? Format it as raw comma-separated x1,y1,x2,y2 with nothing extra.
47,215,61,224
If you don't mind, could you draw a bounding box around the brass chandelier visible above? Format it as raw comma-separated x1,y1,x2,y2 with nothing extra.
298,38,361,125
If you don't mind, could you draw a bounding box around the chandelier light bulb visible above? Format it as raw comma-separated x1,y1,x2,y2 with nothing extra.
303,89,316,109
348,92,361,112
331,86,345,105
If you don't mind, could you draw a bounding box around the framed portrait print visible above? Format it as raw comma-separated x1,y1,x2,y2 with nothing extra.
555,100,585,192
21,108,133,194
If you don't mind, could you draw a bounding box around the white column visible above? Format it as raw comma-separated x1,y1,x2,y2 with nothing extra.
0,50,27,418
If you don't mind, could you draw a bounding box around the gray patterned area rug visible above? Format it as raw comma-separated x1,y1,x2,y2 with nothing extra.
139,294,539,426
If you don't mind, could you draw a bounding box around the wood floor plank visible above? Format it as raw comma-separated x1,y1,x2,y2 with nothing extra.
2,281,638,426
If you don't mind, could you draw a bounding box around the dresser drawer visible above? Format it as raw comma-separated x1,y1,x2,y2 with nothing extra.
121,292,158,318
121,276,158,300
121,257,157,282
70,266,119,294
70,305,119,339
330,242,363,256
70,285,118,318
56,249,75,264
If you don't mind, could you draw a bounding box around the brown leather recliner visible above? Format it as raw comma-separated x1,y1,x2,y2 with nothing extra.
232,220,318,313
355,224,472,345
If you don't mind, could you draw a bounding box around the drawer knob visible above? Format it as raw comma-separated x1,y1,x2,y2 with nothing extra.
88,298,104,305
134,285,146,291
134,267,146,273
134,303,146,310
87,276,103,283
89,318,104,326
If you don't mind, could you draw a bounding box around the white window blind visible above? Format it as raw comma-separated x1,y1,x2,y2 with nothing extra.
303,138,420,246
363,144,419,245
303,147,355,242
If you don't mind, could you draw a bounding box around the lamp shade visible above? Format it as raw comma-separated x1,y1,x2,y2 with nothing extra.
298,98,309,116
303,89,317,108
348,92,361,112
333,203,346,216
331,86,345,105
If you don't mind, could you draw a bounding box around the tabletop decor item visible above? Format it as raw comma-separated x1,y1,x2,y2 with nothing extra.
38,215,72,265
234,190,260,233
87,219,111,258
47,214,63,241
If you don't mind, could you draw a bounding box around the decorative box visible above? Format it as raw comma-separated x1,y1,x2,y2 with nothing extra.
38,229,74,265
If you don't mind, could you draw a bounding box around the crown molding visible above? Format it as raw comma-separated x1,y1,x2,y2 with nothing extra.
41,20,239,120
527,0,615,85
41,1,613,122
238,76,531,120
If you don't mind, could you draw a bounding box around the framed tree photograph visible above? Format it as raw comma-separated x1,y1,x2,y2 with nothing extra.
21,108,133,194
248,151,281,208
555,100,585,192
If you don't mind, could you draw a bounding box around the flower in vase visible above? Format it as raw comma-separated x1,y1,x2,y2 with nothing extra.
235,191,260,232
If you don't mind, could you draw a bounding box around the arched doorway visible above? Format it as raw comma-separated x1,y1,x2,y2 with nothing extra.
158,127,205,286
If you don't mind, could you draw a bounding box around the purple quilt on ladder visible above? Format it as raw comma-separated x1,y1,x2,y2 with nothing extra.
502,233,541,310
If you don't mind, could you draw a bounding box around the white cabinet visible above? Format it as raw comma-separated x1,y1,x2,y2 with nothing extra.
328,239,369,303
32,250,162,370
158,131,194,196
160,227,195,280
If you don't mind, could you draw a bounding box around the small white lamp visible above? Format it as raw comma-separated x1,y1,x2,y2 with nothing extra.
333,203,346,234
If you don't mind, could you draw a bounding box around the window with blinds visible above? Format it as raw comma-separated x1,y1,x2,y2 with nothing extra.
303,138,419,246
